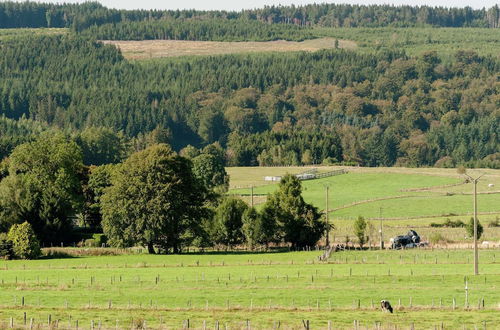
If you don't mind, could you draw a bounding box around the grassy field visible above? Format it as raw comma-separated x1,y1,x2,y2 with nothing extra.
102,27,500,60
103,38,355,59
228,167,500,217
228,167,500,243
0,250,498,328
0,28,66,40
316,27,500,59
1,27,497,60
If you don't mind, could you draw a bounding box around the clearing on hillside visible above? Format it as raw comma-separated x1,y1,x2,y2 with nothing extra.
0,28,66,40
103,37,356,59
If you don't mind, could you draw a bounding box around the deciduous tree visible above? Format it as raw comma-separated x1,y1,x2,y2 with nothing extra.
101,144,208,254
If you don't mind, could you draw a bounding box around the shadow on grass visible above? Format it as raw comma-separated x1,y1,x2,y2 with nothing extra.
177,247,297,256
36,246,314,260
40,251,77,259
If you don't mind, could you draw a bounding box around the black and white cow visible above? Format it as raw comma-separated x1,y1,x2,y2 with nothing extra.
380,300,393,313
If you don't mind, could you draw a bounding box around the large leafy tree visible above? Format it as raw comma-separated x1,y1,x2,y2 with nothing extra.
81,164,115,230
101,144,208,254
75,127,128,166
242,207,260,249
262,174,326,248
192,153,229,192
0,133,84,244
212,198,248,247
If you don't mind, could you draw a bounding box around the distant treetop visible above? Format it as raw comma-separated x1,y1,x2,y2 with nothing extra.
0,1,499,30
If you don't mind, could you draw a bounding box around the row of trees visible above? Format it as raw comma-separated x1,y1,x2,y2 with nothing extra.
81,19,313,41
208,175,326,250
1,2,499,30
0,35,497,168
0,131,325,256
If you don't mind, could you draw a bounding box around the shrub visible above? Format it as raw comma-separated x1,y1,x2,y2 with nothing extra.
0,233,14,259
7,222,41,259
465,217,483,239
430,218,465,228
92,234,107,247
353,216,368,248
84,239,96,247
322,157,337,165
429,233,452,244
434,156,454,168
488,217,499,228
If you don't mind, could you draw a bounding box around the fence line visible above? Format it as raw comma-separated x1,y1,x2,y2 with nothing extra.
0,312,495,329
314,169,348,179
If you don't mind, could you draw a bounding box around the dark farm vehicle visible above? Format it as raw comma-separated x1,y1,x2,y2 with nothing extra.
390,230,425,249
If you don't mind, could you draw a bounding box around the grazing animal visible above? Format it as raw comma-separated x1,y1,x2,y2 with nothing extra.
380,300,393,313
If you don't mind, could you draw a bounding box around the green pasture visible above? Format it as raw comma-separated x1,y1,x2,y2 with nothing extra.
333,194,500,219
315,27,500,59
0,309,498,329
0,250,498,328
0,28,66,40
333,217,500,243
228,167,500,219
2,27,499,61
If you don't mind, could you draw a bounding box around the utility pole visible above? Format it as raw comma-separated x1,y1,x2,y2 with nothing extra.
325,185,330,247
379,207,384,250
473,178,478,275
250,186,254,208
462,172,484,276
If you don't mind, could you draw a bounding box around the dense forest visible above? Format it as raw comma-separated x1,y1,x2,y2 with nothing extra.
0,34,498,168
0,2,498,169
80,19,314,41
1,1,500,32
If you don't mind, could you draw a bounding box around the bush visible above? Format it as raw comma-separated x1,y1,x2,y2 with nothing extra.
430,218,465,228
488,217,499,228
82,234,108,247
429,232,452,244
322,157,338,165
92,234,107,247
84,239,96,247
353,216,368,248
0,233,14,259
434,156,454,168
465,217,483,239
7,222,41,259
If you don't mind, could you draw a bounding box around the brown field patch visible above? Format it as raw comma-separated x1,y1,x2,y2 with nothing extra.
103,38,356,60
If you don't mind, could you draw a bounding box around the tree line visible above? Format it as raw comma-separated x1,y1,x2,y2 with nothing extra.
0,132,326,257
0,35,497,168
80,19,314,41
0,2,499,33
